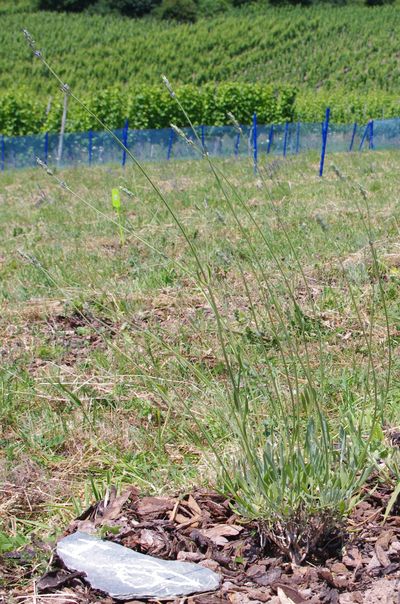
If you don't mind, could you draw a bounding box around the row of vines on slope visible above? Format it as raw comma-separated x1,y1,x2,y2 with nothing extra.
2,6,400,96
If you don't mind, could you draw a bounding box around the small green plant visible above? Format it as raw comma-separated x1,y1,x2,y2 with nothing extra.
0,530,29,554
111,188,125,246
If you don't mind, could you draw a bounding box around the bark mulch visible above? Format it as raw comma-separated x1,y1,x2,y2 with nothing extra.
3,485,400,604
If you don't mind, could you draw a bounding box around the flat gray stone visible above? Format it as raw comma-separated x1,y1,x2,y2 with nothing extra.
57,531,220,600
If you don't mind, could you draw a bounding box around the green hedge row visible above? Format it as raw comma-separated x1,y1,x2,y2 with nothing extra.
1,84,400,137
0,84,296,136
294,90,400,123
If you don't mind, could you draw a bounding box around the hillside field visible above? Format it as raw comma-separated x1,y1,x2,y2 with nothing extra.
3,5,400,94
2,4,400,135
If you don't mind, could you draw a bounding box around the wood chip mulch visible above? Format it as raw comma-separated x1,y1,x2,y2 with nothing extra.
3,485,400,604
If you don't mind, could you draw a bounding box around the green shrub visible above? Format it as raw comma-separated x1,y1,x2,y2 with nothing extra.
0,83,300,135
159,0,197,22
365,0,394,5
3,82,400,137
37,0,162,13
294,89,400,122
106,0,161,16
197,0,231,17
37,0,95,11
85,0,120,15
231,0,255,5
0,91,47,136
269,0,313,5
0,0,36,14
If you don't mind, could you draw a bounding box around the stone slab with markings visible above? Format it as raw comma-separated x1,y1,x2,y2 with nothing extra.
57,531,220,600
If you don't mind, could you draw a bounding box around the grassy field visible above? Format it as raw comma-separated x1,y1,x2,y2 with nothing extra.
1,149,400,592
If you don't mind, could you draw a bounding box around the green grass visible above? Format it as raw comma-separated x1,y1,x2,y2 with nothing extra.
3,4,400,97
1,150,400,583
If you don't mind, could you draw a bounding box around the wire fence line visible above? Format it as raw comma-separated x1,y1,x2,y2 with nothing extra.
1,112,399,176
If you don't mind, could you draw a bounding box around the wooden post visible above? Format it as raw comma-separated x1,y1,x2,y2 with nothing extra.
57,92,68,167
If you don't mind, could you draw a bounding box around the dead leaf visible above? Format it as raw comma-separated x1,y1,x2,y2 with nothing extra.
375,530,393,550
366,553,381,572
246,563,267,578
342,547,363,569
136,496,175,519
100,488,133,523
375,543,390,568
177,551,205,562
277,586,298,604
254,568,282,586
37,570,85,591
331,562,348,575
199,524,243,546
138,529,165,554
186,495,203,516
175,512,202,528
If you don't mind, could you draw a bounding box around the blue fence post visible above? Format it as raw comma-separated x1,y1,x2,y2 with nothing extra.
234,132,240,157
359,123,369,151
122,119,129,167
369,120,374,150
267,125,274,154
253,112,258,174
44,132,49,164
1,135,4,171
167,128,174,160
283,121,289,157
319,106,330,177
88,129,93,166
349,122,357,152
295,121,300,154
